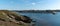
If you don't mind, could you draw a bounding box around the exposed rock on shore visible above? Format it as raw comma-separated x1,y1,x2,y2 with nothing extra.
0,10,32,26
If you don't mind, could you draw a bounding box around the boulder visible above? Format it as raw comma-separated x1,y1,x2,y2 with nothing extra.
21,15,32,23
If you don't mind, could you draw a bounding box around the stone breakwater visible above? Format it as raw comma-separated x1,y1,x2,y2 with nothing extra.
0,10,32,26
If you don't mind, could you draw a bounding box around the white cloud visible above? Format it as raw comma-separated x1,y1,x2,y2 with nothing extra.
32,3,36,5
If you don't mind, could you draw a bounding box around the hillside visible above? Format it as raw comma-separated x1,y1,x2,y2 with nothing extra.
0,10,32,26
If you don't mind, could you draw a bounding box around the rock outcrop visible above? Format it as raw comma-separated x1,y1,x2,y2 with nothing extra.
0,10,32,26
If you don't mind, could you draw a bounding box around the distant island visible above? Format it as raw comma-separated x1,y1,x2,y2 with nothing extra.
13,10,60,13
13,10,60,15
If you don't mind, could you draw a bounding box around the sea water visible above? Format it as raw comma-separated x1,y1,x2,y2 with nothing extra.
17,12,60,26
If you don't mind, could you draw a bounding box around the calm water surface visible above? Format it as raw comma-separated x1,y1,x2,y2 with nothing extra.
17,12,60,26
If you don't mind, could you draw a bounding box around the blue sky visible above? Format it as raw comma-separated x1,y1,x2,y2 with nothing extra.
0,0,60,10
